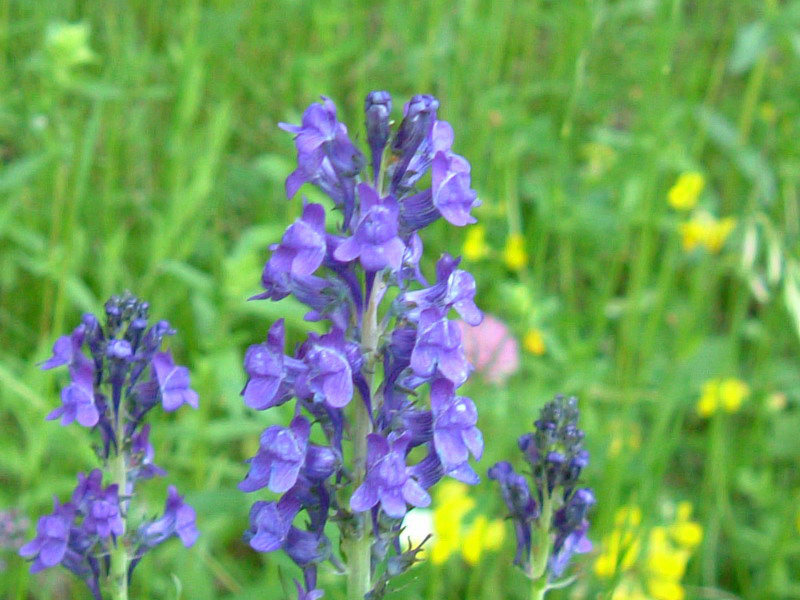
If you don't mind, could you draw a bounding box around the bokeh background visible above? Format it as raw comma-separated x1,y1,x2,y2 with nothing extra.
2,1,799,599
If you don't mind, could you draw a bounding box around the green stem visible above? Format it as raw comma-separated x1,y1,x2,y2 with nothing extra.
344,273,384,599
109,416,128,600
530,490,553,600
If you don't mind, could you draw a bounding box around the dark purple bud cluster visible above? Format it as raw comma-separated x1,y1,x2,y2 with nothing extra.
241,92,483,599
489,395,594,582
21,293,199,598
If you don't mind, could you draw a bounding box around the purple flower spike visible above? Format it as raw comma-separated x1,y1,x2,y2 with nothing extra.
268,203,327,277
243,320,290,410
350,434,431,518
239,416,311,493
47,361,99,427
152,351,199,412
410,308,470,386
430,379,483,474
19,499,75,573
432,151,480,226
334,184,405,272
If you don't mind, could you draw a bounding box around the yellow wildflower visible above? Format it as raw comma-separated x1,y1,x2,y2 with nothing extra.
460,515,505,565
430,481,475,564
463,225,490,261
679,211,736,253
503,233,528,271
646,527,689,580
668,172,705,211
669,502,703,549
696,380,719,417
696,378,748,417
611,580,650,600
647,576,686,600
718,378,750,413
523,329,546,356
704,217,737,253
595,506,642,578
598,501,701,600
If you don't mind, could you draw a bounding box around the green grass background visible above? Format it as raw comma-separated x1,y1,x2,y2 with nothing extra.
1,0,799,598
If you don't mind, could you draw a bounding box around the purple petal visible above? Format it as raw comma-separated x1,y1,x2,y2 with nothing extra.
402,478,432,508
379,488,407,518
350,483,379,512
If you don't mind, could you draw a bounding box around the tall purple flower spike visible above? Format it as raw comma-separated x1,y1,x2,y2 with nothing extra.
243,92,483,599
350,434,431,518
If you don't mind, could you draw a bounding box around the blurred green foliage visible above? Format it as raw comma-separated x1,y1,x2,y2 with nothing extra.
1,0,799,599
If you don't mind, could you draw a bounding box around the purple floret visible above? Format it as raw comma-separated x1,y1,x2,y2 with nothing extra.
152,351,199,412
268,203,327,277
410,308,470,386
47,361,99,427
350,434,431,518
430,379,483,482
19,499,75,573
239,416,311,494
333,184,406,272
242,319,292,410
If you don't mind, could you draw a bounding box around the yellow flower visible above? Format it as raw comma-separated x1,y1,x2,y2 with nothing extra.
430,481,475,565
704,217,737,253
503,233,528,271
668,172,705,211
718,378,749,413
669,502,703,549
611,581,650,600
696,380,719,417
646,527,689,580
463,225,490,261
679,212,736,254
647,576,686,600
595,506,642,578
460,515,505,565
697,378,749,417
523,329,546,355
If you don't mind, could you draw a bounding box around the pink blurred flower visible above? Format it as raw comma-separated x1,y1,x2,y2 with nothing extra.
458,314,519,385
